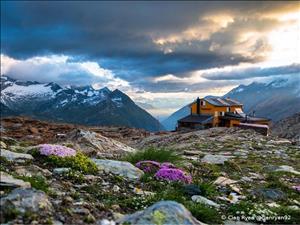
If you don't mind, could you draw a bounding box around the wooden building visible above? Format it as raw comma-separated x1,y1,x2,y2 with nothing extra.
177,97,270,134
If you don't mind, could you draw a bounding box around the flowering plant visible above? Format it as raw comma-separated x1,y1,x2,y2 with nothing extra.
39,144,76,157
155,168,192,184
160,162,176,169
135,160,161,173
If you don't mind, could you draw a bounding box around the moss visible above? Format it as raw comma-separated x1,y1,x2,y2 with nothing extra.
41,152,98,174
152,210,166,225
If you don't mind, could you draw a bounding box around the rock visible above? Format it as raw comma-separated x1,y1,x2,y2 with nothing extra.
98,219,116,225
1,149,33,162
93,159,144,180
53,168,71,175
0,171,31,188
0,188,53,218
252,188,285,201
267,139,291,145
113,185,120,192
0,141,7,149
183,184,202,196
274,165,300,175
117,200,204,225
73,207,90,215
133,188,155,196
14,165,52,178
64,129,136,156
201,154,233,164
191,195,220,208
214,176,237,186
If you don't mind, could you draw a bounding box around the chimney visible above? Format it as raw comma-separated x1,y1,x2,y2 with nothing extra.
196,97,200,115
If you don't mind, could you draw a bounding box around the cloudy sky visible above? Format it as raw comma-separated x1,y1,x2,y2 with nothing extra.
1,1,300,117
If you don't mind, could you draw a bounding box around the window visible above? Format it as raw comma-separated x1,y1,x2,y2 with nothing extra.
200,100,206,106
219,111,225,116
226,107,230,112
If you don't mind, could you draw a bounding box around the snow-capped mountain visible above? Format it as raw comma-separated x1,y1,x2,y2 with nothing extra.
0,75,162,131
224,78,300,122
162,78,300,130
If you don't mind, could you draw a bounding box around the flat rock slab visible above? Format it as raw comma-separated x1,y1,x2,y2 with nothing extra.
93,159,144,180
0,188,53,216
252,188,285,201
118,200,205,225
201,154,234,164
1,149,33,162
214,176,237,186
191,195,220,208
0,171,31,188
274,165,300,175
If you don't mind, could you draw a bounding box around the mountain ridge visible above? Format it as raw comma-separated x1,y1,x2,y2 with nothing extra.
0,75,163,131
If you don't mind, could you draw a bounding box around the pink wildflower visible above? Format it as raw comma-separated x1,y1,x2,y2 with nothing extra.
155,168,192,184
39,144,76,157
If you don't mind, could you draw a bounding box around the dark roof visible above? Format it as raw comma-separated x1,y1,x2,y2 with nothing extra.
222,113,270,122
178,114,213,124
204,97,243,106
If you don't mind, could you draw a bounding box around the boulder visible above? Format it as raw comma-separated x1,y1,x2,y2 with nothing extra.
0,188,53,222
63,129,136,156
201,154,233,164
191,195,220,208
0,171,31,188
93,159,144,180
1,149,33,162
118,200,205,225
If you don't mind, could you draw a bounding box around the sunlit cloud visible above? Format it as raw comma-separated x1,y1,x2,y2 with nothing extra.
0,54,130,90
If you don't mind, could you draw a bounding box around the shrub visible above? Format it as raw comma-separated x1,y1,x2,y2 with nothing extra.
39,144,76,157
155,168,192,184
123,147,182,165
43,152,98,174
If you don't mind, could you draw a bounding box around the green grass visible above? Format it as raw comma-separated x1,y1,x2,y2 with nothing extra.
123,147,182,165
186,201,222,224
17,175,49,193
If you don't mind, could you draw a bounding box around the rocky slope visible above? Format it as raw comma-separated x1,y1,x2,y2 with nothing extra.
0,117,299,224
0,75,162,131
272,112,300,143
